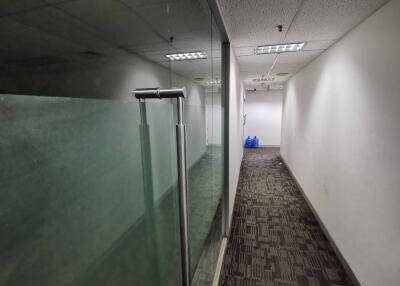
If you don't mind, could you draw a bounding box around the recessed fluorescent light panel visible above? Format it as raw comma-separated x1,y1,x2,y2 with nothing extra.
255,42,305,55
166,51,207,61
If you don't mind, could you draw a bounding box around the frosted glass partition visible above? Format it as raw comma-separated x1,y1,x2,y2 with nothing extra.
180,86,224,285
0,94,181,286
167,8,224,284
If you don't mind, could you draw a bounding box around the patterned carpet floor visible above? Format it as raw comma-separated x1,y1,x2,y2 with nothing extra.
219,148,353,286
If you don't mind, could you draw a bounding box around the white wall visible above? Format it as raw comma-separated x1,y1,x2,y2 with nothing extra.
228,46,244,227
244,90,282,146
205,92,222,145
281,1,400,285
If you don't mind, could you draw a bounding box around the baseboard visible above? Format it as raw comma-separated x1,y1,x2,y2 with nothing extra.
225,152,244,236
279,154,361,286
212,238,228,286
260,144,280,148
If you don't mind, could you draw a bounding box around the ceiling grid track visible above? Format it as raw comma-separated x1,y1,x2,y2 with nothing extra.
266,0,306,80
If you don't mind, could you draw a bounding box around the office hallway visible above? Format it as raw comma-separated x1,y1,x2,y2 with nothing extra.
219,148,352,286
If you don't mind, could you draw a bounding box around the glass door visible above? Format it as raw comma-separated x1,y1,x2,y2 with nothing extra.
0,95,181,286
0,0,224,285
166,1,225,284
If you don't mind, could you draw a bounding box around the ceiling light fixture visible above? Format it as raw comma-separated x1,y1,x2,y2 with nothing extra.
166,51,207,61
206,79,221,86
253,76,275,83
255,42,305,55
275,72,290,77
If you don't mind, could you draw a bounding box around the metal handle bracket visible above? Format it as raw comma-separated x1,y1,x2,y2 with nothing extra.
133,87,186,99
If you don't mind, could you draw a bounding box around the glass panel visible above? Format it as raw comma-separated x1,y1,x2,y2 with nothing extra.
0,95,181,286
0,0,224,285
0,0,187,284
192,14,225,285
168,1,225,284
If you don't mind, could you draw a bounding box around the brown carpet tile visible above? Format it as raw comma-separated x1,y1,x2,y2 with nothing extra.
219,148,353,286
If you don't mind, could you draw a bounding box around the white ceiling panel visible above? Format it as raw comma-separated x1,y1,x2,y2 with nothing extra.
276,50,321,66
0,18,84,56
171,36,212,53
238,54,276,72
124,41,170,54
234,47,255,57
0,0,46,16
120,0,179,7
303,39,335,51
57,0,125,17
285,0,388,42
133,0,211,39
273,50,321,75
218,0,302,47
10,7,116,54
218,0,389,86
56,0,162,46
43,0,74,3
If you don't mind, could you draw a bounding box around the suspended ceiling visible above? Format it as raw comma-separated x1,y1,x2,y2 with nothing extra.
217,0,389,88
0,0,221,86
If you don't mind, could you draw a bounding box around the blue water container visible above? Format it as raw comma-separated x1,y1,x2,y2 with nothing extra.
252,136,259,148
244,136,253,148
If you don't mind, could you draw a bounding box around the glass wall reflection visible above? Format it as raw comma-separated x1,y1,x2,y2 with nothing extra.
0,0,223,285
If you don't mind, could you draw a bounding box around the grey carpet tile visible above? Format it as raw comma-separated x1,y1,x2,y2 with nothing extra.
219,148,353,286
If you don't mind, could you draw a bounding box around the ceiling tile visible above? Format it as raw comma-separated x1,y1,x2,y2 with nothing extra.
119,0,178,8
234,47,255,57
218,0,302,47
133,0,211,40
272,50,321,75
0,0,46,16
303,39,335,51
285,0,388,42
11,7,117,55
219,0,389,85
57,0,163,46
0,18,84,57
237,53,276,72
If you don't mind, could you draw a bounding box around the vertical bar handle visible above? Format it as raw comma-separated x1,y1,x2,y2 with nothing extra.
176,97,191,286
133,89,190,286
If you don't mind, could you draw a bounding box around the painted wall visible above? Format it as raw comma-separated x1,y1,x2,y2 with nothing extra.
244,90,282,146
205,92,222,145
228,46,244,227
281,1,400,285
